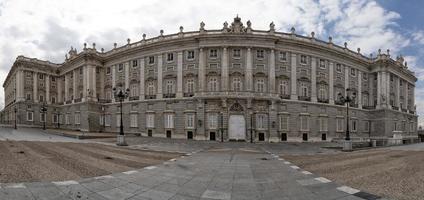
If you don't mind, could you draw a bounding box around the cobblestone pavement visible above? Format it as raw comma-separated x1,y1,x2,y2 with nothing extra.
0,127,78,142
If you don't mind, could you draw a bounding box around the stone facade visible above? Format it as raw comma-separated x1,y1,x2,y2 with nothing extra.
0,16,418,142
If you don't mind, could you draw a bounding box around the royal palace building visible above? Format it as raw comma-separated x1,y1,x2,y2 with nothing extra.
0,16,418,142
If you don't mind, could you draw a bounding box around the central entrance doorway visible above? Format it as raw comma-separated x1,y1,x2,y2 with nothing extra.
228,115,246,141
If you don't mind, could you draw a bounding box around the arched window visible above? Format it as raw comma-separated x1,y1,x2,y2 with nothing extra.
279,80,288,95
208,77,218,91
147,82,155,95
166,80,175,94
186,79,195,93
232,77,242,91
256,79,265,92
300,82,308,97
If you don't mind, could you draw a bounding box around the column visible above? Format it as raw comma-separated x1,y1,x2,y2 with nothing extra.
139,58,145,100
381,71,387,108
33,72,38,103
88,65,97,100
177,51,183,98
16,70,24,102
269,49,276,94
376,72,381,108
83,67,87,101
369,73,374,106
245,48,253,91
358,71,362,109
344,65,349,96
157,54,163,99
290,53,297,100
73,70,77,102
198,48,206,92
57,76,62,103
64,74,69,102
112,65,116,103
46,75,50,104
405,82,409,110
99,68,105,99
221,47,229,92
396,77,400,110
386,72,391,107
329,62,334,104
311,57,317,102
411,85,415,111
124,62,130,101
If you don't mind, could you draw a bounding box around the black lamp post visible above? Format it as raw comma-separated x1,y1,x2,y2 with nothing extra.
337,88,356,141
40,102,47,130
14,106,17,129
113,87,129,146
250,111,254,143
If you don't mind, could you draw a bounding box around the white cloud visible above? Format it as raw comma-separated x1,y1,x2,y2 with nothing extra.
0,0,421,117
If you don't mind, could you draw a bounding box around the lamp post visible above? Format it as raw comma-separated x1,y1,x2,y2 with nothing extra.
113,87,129,146
14,106,17,129
337,88,356,151
250,111,254,143
40,102,47,130
220,112,224,142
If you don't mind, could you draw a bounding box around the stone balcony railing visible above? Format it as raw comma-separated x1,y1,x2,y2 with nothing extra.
65,100,73,104
362,105,376,110
129,96,139,101
98,99,112,103
279,94,290,99
196,91,279,99
145,95,156,100
298,96,311,101
74,98,82,103
184,93,195,97
163,93,176,98
317,98,329,103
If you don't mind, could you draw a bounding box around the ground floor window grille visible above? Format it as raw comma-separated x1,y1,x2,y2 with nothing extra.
146,114,155,128
300,115,309,131
164,114,174,129
319,117,328,131
130,114,138,127
336,118,344,132
27,112,33,121
186,114,195,129
208,113,218,129
256,114,267,130
75,113,80,125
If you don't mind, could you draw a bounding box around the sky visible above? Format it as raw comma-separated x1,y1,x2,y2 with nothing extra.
0,0,423,126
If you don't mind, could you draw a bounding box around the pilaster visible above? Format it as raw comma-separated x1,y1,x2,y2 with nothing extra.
329,62,334,104
64,74,69,102
221,47,229,92
73,70,77,102
311,57,317,102
290,53,297,100
198,48,206,92
139,58,145,100
33,72,38,103
245,48,253,91
376,72,381,108
46,75,50,104
358,71,362,109
177,51,183,98
396,77,400,109
269,49,275,94
344,65,349,96
157,54,163,99
112,65,116,102
57,76,62,103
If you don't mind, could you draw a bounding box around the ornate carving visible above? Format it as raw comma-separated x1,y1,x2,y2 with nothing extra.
230,102,244,112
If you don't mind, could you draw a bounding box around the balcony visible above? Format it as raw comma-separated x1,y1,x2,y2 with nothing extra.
74,98,82,103
129,96,139,101
392,106,399,110
65,100,73,104
98,99,112,103
335,101,344,106
163,93,176,98
184,93,194,97
298,96,311,101
409,110,415,114
317,98,329,103
279,94,290,99
145,95,156,100
401,108,407,113
362,105,375,110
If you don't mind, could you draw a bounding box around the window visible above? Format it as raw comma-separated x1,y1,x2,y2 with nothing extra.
26,93,31,101
232,77,242,91
75,113,80,125
187,50,195,60
319,117,328,131
256,79,265,93
279,115,289,131
209,49,218,58
53,114,58,124
148,56,155,64
364,121,370,132
65,114,70,125
130,114,138,127
300,55,307,64
106,91,112,100
363,94,369,106
337,118,344,131
279,80,289,95
106,67,111,75
186,79,195,93
146,114,154,128
116,115,121,127
118,64,124,72
147,82,155,95
132,60,138,67
319,59,326,69
336,64,342,73
166,80,175,94
52,77,56,82
79,67,83,75
256,114,267,129
233,49,241,58
167,53,174,62
39,74,44,80
104,114,111,126
279,51,287,61
300,82,308,97
131,85,138,97
164,114,174,129
363,73,368,80
209,63,218,68
208,77,218,92
351,120,357,132
39,95,44,102
208,113,218,129
256,50,264,59
186,114,195,128
318,85,327,100
300,115,309,131
232,63,241,68
27,112,33,121
350,68,356,76
51,97,56,104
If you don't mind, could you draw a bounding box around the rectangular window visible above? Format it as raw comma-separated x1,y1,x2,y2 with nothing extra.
75,113,80,125
39,95,44,102
65,114,70,125
130,114,138,127
208,113,218,129
300,55,307,64
132,60,138,67
233,49,241,58
319,117,328,131
118,64,124,72
256,114,268,129
27,112,33,121
164,114,174,129
149,56,155,64
336,64,342,73
232,63,241,68
146,114,155,128
256,50,264,59
337,118,344,132
51,77,56,82
53,114,58,124
26,93,31,101
279,115,289,131
351,120,357,132
106,67,111,74
105,114,111,126
319,59,326,69
350,68,356,76
167,53,174,62
187,50,195,60
39,74,44,80
300,115,309,131
279,51,287,61
209,49,218,58
364,121,370,132
186,113,195,128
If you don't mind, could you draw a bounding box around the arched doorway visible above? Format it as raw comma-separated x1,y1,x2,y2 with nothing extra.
228,102,246,141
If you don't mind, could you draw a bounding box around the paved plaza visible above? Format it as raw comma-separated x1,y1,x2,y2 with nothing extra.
0,128,391,200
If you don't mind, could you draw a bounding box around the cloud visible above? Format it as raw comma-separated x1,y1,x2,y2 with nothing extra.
0,0,422,128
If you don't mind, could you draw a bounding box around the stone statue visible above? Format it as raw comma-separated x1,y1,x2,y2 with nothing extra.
269,22,275,32
246,20,251,29
200,21,205,31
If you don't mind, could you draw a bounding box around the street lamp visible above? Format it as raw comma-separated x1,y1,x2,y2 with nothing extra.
250,111,254,143
40,102,48,130
14,106,17,129
337,88,356,151
113,87,130,146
